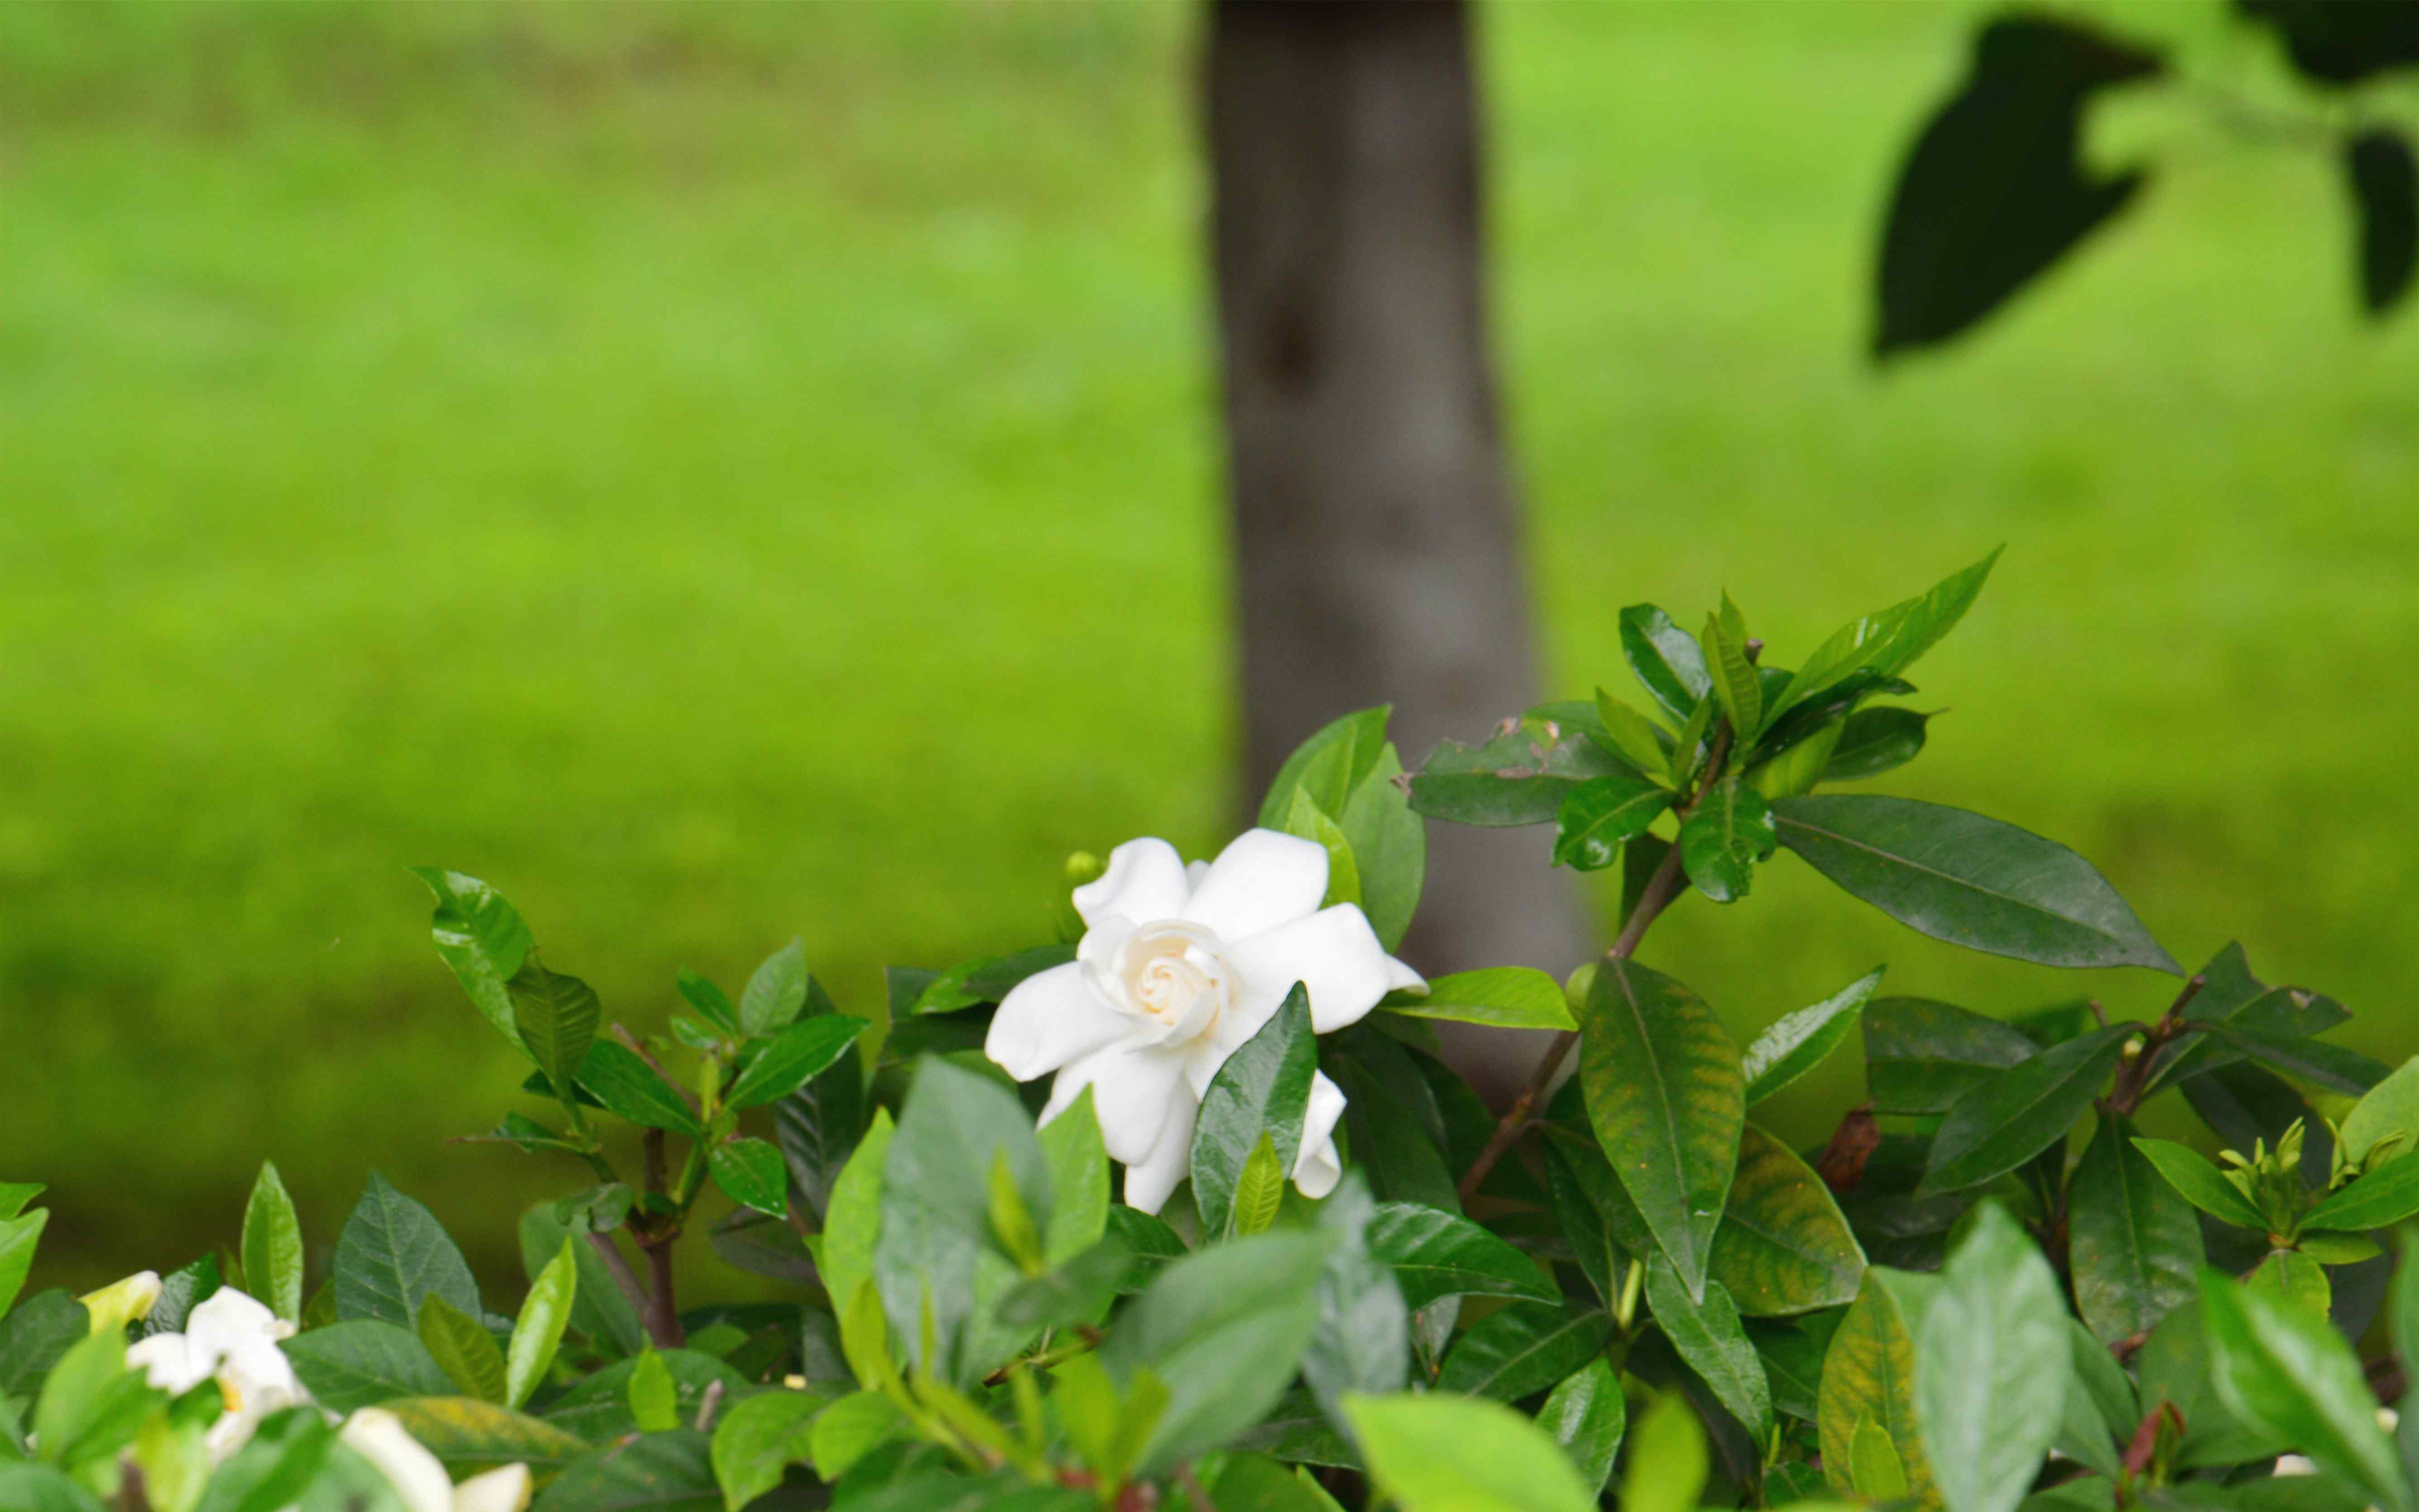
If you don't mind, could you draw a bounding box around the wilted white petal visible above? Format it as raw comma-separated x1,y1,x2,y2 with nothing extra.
1226,904,1412,1033
1044,1039,1188,1165
986,962,1131,1082
1119,1094,1200,1216
453,1464,532,1512
343,1409,455,1512
1180,829,1327,943
1073,838,1191,929
1292,1071,1349,1198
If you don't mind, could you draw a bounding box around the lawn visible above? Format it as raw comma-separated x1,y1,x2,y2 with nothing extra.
5,0,2414,1292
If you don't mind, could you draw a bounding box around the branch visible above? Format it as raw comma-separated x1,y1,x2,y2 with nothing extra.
582,1231,664,1342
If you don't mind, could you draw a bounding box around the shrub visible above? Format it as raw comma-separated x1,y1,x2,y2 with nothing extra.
7,554,2415,1512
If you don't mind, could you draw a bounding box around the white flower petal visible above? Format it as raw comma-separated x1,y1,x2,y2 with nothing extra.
1043,1038,1190,1166
986,962,1131,1083
127,1334,211,1395
1180,829,1327,943
1074,838,1191,929
453,1464,532,1512
1225,904,1411,1033
1291,1071,1348,1199
1119,1093,1200,1216
343,1409,455,1512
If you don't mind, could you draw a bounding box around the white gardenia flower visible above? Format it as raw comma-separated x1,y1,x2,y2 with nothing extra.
342,1409,531,1512
125,1286,306,1459
986,828,1425,1214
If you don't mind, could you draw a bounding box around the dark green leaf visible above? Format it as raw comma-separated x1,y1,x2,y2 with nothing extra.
1921,1020,2138,1194
0,1211,47,1325
708,1139,789,1218
1816,1268,1939,1505
529,1429,717,1512
1326,1029,1458,1213
2068,1113,2202,1346
1259,706,1391,829
739,939,810,1038
2201,1270,2410,1512
1864,996,2039,1115
2183,1020,2388,1098
1576,961,1743,1302
1679,777,1776,903
1748,1312,1839,1424
2136,1302,2281,1469
709,1390,821,1512
1916,1204,2070,1512
510,958,602,1116
2131,1139,2271,1231
1621,606,1712,723
2305,1154,2419,1232
909,945,1077,1016
1434,1302,1615,1403
2139,943,2294,1091
334,1173,481,1330
1537,1357,1626,1494
540,1351,746,1443
1710,1123,1867,1316
410,868,533,1052
574,1042,704,1136
280,1323,455,1415
773,1034,866,1226
1741,968,1883,1106
1103,1206,1186,1295
1193,986,1316,1238
1409,714,1636,829
1823,708,1932,782
519,1205,647,1359
1773,794,2179,972
725,1016,869,1110
1363,1203,1556,1312
1301,1178,1409,1440
1542,1123,1656,1275
1622,835,1676,931
1379,967,1572,1033
141,1253,221,1338
2349,129,2418,316
1645,1260,1770,1442
241,1162,305,1326
1338,739,1425,953
1552,775,1670,873
0,1293,88,1401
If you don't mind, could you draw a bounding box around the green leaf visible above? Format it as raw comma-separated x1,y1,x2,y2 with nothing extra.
1851,1412,1910,1501
528,1428,715,1512
2067,1114,2201,1347
571,1042,704,1135
2201,1268,2412,1512
739,939,811,1038
1916,1203,2069,1512
240,1162,305,1326
2305,1154,2419,1232
334,1173,481,1330
806,1391,904,1483
708,1139,789,1219
995,1235,1130,1330
0,1465,106,1512
1818,1268,1940,1507
2394,1227,2419,1488
1280,788,1362,910
511,959,603,1130
0,1185,41,1222
1434,1302,1614,1403
1409,711,1638,829
1362,1203,1556,1312
709,1390,822,1512
1771,794,2179,972
2054,1316,2137,1479
518,1205,646,1359
0,1210,47,1323
1745,718,1843,801
1037,1087,1109,1269
1702,610,1762,738
1742,968,1883,1106
417,1294,508,1406
908,944,1078,1017
2247,1248,2333,1315
1824,707,1932,782
540,1351,745,1443
0,1293,89,1402
34,1332,162,1474
629,1351,680,1433
1191,985,1316,1238
1621,1393,1709,1512
1770,550,2000,720
1594,689,1674,776
279,1321,454,1414
410,868,534,1051
1301,1178,1409,1435
724,1016,869,1111
1678,777,1776,903
1230,1136,1286,1240
1620,606,1712,722
1098,1231,1334,1473
1864,996,2039,1115
1645,1259,1770,1441
1665,696,1715,790
1577,960,1744,1301
506,1241,577,1411
1259,706,1392,829
1337,742,1425,952
1536,1358,1624,1495
2339,1056,2419,1172
1344,1392,1596,1512
191,1407,336,1512
1920,1020,2139,1194
1709,1123,1867,1316
2184,1019,2389,1098
819,1109,893,1338
1379,967,1572,1032
2130,1139,2270,1231
1552,774,1670,873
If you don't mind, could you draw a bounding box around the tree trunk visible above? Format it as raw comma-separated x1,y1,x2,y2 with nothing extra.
1205,0,1590,1104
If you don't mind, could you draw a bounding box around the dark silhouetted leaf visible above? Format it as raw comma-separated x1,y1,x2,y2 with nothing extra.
2240,0,2419,85
2349,130,2418,316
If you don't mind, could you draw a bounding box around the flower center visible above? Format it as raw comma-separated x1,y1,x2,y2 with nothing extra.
1090,919,1232,1047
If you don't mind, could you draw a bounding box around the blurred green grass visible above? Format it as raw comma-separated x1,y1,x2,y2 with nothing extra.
4,0,2414,1295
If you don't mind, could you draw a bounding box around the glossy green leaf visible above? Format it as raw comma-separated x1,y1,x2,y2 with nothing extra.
1231,1135,1286,1239
1645,1259,1771,1442
1280,788,1362,910
1409,715,1635,829
2185,1019,2389,1098
1576,960,1743,1301
1541,1124,1655,1279
0,1293,88,1402
1345,1392,1596,1512
2201,1269,2412,1512
417,1294,507,1406
1709,1123,1867,1316
1301,1177,1410,1436
0,1210,47,1324
738,939,810,1038
772,984,865,1223
2305,1154,2419,1232
1864,996,2038,1115
1536,1358,1624,1495
1099,1231,1334,1473
1620,605,1712,723
1594,689,1674,775
707,1139,788,1218
573,1042,704,1136
334,1173,481,1330
1917,1203,2069,1512
908,944,1077,1017
1192,986,1315,1238
0,1184,41,1223
1771,550,2000,720
1665,695,1715,790
511,958,601,1115
1621,1392,1709,1512
1337,741,1424,952
1379,967,1572,1032
1679,776,1775,903
279,1321,454,1414
1552,774,1670,873
1823,707,1932,782
1746,717,1843,800
1036,1087,1108,1268
526,1427,713,1512
505,1241,576,1411
2130,1139,2270,1231
1920,1020,2139,1194
239,1162,305,1327
1751,1313,1840,1424
1817,1268,1939,1507
1772,794,2179,972
709,1390,822,1512
1742,968,1881,1106
1434,1302,1614,1403
1260,707,1392,829
1363,1203,1556,1312
2246,1248,2333,1315
1702,610,1762,738
518,1205,645,1359
725,1016,869,1111
410,868,533,1051
2067,1114,2201,1346
2339,1057,2419,1172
